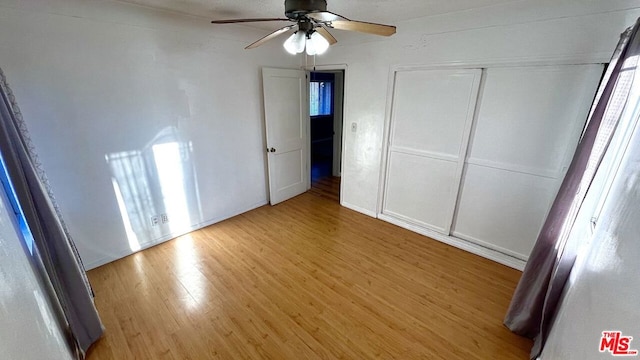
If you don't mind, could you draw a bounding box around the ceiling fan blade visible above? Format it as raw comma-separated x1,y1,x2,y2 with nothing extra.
316,26,337,45
307,11,349,22
211,18,290,24
329,20,396,37
245,24,297,49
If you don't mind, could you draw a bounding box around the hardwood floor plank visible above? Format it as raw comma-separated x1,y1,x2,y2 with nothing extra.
87,192,531,359
207,226,419,359
216,220,449,358
309,176,340,202
230,202,520,359
192,231,355,359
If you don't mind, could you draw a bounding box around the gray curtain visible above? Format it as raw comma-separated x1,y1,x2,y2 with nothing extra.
504,18,640,359
0,68,104,357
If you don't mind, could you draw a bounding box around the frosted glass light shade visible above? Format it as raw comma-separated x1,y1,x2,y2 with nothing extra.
306,31,329,55
283,31,306,54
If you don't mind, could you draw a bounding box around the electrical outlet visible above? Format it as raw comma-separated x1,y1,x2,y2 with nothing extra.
150,215,159,226
161,213,169,224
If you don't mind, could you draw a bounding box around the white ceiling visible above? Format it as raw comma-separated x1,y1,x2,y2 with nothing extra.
116,0,517,27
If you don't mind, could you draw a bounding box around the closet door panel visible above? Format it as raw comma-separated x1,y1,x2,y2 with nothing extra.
384,152,459,232
391,71,479,156
452,164,558,258
383,68,481,234
467,66,604,175
452,65,603,258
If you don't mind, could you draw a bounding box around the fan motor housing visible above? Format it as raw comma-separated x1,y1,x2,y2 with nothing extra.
285,0,327,20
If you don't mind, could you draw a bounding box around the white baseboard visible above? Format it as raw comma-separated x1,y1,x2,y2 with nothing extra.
452,231,529,261
341,201,377,218
86,198,526,272
378,213,526,271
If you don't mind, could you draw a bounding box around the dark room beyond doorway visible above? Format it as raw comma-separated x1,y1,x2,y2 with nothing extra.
309,71,343,202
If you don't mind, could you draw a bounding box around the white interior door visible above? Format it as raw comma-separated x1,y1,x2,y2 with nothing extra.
262,68,309,205
382,68,482,233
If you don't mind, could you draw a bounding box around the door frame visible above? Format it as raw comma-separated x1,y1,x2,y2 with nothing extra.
303,64,348,204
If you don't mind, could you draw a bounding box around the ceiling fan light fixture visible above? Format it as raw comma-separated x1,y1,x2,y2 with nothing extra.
283,31,306,54
306,31,329,55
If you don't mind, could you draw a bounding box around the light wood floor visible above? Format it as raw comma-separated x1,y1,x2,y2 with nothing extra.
309,175,340,202
86,192,531,359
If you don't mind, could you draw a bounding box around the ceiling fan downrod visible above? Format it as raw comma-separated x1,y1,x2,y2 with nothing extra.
285,0,327,20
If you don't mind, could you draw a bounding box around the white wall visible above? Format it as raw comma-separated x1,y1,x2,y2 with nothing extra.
317,0,640,257
0,188,73,359
0,0,298,268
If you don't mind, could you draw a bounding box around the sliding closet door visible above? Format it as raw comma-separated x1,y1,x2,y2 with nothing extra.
452,65,603,259
382,69,481,233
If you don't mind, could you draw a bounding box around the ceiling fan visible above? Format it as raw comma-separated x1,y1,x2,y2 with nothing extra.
211,0,396,55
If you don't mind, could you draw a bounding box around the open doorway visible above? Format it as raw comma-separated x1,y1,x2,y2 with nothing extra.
309,70,344,202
